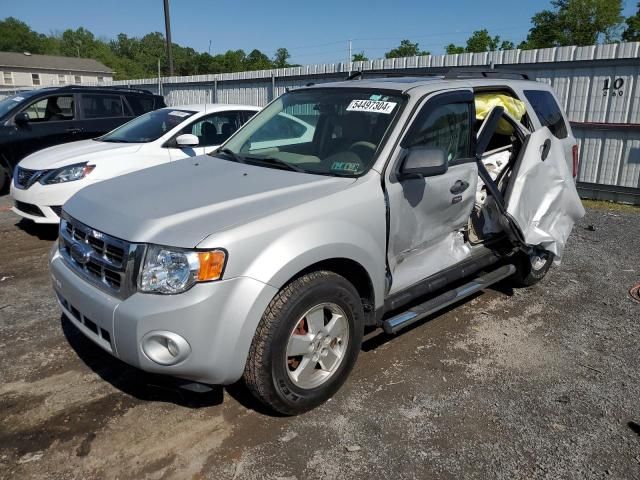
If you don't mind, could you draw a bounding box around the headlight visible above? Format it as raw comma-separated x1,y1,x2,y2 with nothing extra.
41,162,95,184
139,245,227,294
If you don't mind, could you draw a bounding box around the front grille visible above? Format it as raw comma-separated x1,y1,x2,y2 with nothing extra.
15,167,47,189
15,200,44,217
59,214,139,299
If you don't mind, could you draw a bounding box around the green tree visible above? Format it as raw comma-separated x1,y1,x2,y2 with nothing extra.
446,31,515,54
352,52,368,61
0,17,50,54
244,49,273,70
520,0,624,49
622,2,640,41
445,44,465,54
273,47,291,68
0,16,295,79
465,29,500,52
384,39,430,58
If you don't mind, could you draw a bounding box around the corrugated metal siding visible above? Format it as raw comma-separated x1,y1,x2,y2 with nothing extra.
19,41,640,199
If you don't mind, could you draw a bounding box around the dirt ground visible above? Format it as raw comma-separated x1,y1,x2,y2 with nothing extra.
0,195,638,480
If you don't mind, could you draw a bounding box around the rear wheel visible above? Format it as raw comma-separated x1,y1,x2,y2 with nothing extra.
243,270,364,415
510,249,553,287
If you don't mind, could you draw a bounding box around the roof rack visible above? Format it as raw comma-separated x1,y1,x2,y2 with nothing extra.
444,69,529,80
58,85,154,95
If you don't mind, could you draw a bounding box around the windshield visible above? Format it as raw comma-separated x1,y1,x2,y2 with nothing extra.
220,89,404,176
99,108,195,143
0,93,30,118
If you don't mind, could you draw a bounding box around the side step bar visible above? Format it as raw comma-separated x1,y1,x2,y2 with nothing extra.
382,264,516,334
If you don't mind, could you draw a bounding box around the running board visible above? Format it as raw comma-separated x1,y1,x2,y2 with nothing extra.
382,264,516,334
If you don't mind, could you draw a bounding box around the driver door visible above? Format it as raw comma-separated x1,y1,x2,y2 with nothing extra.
386,89,478,295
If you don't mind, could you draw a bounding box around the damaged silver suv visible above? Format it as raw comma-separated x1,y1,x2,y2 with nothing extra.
49,72,584,414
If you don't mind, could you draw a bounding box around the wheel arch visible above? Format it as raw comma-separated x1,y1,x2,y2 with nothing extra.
279,257,377,325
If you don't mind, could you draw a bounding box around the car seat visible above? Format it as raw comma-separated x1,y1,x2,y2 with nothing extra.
201,122,218,145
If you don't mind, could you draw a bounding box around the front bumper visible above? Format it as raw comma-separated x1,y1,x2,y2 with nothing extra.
49,244,277,384
10,179,79,224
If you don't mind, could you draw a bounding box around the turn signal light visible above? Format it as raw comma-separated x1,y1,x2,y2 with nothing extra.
197,250,226,281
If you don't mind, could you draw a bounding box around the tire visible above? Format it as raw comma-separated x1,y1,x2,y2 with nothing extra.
0,164,8,194
243,270,364,415
510,250,553,287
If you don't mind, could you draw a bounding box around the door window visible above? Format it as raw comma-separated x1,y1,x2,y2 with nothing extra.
181,111,242,147
403,101,471,162
23,95,74,122
523,90,568,139
81,94,125,119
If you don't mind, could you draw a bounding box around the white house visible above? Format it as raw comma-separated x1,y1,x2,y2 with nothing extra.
0,51,113,90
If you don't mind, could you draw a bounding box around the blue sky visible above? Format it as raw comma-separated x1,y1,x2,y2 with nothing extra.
2,0,637,64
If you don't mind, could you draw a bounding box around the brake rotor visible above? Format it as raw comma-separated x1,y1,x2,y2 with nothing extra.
629,282,640,303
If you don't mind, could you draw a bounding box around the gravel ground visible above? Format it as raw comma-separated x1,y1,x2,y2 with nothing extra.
0,195,638,480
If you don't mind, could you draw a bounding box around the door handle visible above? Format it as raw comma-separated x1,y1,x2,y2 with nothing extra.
450,180,469,194
66,128,82,134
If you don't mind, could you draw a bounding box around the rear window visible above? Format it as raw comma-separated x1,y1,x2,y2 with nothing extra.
523,90,568,139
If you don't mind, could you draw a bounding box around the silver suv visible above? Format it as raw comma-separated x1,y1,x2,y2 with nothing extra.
49,72,585,414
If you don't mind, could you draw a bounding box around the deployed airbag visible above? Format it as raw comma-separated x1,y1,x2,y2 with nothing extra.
475,94,527,135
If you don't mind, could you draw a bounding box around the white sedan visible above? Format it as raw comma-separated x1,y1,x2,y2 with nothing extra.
10,103,260,224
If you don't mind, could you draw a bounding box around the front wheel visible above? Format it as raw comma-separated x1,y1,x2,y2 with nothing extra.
510,249,553,287
243,270,364,415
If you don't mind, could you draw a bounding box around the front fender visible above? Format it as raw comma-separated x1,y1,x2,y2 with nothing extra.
198,173,387,309
248,219,385,308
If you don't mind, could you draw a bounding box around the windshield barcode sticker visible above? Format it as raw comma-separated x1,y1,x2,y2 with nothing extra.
168,110,189,117
346,100,397,114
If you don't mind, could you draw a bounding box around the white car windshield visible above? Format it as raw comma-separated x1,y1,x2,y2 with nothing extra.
99,109,195,143
219,89,404,177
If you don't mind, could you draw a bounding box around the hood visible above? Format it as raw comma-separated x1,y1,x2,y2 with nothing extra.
18,139,144,170
64,156,355,247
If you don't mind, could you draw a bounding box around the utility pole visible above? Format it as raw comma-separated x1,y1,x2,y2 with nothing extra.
208,40,212,55
348,39,352,76
163,0,174,76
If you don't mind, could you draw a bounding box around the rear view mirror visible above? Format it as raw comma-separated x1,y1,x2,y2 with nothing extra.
175,133,199,147
476,106,505,157
14,112,30,126
399,146,448,179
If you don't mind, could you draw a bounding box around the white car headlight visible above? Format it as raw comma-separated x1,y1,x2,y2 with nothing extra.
139,245,227,294
41,162,95,184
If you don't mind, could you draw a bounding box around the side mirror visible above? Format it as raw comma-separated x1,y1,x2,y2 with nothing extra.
175,133,199,147
14,112,30,126
476,106,505,157
399,146,448,179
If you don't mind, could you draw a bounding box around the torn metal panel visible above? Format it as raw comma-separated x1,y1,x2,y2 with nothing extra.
505,127,586,260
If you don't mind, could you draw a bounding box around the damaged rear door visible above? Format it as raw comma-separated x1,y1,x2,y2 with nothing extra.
501,126,585,259
476,107,585,259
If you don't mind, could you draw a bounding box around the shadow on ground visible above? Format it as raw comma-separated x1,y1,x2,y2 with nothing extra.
15,219,59,241
61,315,285,415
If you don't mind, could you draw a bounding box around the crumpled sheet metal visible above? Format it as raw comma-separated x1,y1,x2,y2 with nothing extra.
506,128,585,262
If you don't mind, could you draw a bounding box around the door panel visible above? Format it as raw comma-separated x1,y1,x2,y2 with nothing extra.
388,162,478,294
504,127,585,259
386,89,477,295
11,94,81,161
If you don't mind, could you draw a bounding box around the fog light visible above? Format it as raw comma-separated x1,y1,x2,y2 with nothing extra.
141,331,191,366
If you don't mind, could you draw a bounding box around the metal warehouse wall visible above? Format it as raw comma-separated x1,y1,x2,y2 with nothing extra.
27,42,640,202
